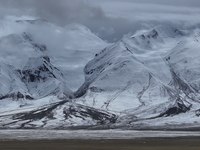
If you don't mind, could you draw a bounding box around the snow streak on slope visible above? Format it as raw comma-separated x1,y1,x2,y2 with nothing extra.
76,25,200,128
0,18,200,129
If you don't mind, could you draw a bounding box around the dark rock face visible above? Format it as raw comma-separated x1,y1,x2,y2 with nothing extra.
63,104,117,125
151,29,158,38
8,101,117,129
13,101,67,121
32,43,47,52
22,64,54,83
0,92,34,100
42,56,50,63
90,86,104,93
22,58,55,84
159,99,191,117
196,109,200,117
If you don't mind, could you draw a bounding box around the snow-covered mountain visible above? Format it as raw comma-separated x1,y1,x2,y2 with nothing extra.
0,18,200,129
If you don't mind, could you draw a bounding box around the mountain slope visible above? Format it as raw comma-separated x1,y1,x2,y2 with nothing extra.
22,56,73,99
0,18,109,91
0,19,200,129
76,26,200,128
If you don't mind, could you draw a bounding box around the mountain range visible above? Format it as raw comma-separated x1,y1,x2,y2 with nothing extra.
0,19,200,130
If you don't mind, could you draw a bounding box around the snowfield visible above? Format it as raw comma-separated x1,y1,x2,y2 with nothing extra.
0,130,200,140
0,18,200,130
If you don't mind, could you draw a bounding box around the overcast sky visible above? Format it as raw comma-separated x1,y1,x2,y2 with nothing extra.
0,0,200,42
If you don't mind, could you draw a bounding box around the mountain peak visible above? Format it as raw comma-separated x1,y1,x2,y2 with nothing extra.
1,18,200,129
132,25,187,39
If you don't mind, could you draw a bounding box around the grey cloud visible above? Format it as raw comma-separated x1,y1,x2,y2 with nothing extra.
0,0,200,42
140,0,200,7
0,0,125,41
97,0,200,7
90,0,200,41
0,0,111,40
0,0,105,25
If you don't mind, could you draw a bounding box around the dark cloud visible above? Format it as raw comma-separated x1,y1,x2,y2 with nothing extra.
138,0,200,7
97,0,200,7
0,0,105,25
0,0,200,42
89,0,200,41
0,0,113,40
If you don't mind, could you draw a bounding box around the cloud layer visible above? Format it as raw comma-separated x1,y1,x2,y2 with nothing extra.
0,0,200,42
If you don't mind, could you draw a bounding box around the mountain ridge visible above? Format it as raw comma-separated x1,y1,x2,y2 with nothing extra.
0,19,200,129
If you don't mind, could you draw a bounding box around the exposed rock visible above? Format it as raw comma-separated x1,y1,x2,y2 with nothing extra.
159,98,191,117
196,109,200,117
0,92,33,100
63,104,117,125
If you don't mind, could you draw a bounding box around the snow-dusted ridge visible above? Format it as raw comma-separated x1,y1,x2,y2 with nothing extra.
0,19,200,129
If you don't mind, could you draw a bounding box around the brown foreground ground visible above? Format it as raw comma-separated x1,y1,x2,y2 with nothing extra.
0,137,200,150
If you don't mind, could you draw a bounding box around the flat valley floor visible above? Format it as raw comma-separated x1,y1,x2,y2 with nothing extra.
1,137,200,150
